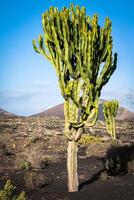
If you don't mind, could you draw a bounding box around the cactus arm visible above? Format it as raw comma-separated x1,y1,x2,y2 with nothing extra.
112,116,116,140
100,18,112,62
96,52,117,94
32,36,51,60
32,40,41,53
85,104,98,127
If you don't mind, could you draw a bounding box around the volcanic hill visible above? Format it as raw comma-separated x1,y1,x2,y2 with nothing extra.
31,100,134,121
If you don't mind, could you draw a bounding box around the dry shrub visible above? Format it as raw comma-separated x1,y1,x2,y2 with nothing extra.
16,142,49,170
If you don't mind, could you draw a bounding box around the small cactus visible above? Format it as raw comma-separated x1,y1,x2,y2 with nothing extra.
103,100,119,140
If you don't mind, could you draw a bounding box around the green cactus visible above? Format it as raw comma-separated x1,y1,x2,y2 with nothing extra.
0,180,26,200
33,4,117,191
103,100,119,140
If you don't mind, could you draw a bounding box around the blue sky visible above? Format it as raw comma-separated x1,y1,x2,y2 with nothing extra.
0,0,134,116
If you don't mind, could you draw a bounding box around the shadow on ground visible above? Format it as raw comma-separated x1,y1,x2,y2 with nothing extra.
79,143,134,190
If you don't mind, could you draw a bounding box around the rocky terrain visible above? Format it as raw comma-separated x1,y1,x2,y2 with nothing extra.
0,108,16,118
0,106,134,199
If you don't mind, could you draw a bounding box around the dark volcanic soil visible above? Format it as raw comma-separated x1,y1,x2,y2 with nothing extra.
0,156,134,200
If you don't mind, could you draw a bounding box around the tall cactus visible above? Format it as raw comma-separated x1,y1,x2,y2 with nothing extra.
103,100,119,140
33,4,117,192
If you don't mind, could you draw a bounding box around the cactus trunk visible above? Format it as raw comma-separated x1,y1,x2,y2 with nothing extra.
67,140,78,192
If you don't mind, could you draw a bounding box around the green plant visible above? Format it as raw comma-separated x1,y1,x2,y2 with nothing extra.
20,160,31,170
33,4,117,191
78,134,102,145
0,180,26,200
103,100,119,140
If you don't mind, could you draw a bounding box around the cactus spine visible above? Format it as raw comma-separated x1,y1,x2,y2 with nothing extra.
103,100,119,140
33,4,117,192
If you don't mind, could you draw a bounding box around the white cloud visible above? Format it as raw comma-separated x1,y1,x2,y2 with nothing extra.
0,81,63,116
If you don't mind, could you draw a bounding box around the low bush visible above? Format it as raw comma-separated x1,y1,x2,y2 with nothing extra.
78,134,102,145
0,180,26,200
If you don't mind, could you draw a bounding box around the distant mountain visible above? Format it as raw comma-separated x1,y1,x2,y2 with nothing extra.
0,108,16,118
32,103,64,119
32,100,134,121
